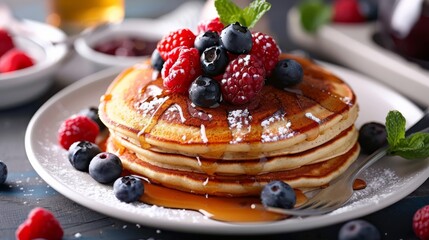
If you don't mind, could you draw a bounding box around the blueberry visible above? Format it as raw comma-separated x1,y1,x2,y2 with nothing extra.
79,107,106,131
339,220,381,240
151,49,164,71
189,76,222,108
220,22,252,54
261,180,296,209
113,176,144,203
68,141,101,171
359,0,378,21
270,59,303,88
0,161,7,185
89,152,122,184
201,46,229,76
358,122,387,154
194,31,220,54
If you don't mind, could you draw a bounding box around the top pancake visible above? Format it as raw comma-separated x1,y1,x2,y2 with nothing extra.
99,54,358,158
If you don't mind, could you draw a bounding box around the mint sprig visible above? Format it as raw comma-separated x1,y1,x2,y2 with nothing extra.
215,0,271,28
298,0,332,33
386,110,429,159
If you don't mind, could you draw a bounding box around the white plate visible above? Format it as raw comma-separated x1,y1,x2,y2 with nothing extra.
25,65,428,235
287,8,429,107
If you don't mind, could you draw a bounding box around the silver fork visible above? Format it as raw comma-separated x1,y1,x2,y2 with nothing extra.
263,109,429,216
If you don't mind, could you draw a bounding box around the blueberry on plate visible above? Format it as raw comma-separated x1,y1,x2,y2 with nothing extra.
201,46,229,76
0,161,7,184
270,59,303,88
220,22,252,54
79,106,106,131
89,152,122,184
358,122,387,154
151,49,164,71
68,141,101,171
113,176,144,203
194,31,220,54
189,76,222,108
261,180,296,209
338,220,381,240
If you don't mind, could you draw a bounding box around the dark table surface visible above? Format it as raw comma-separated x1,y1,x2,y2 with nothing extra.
1,1,429,239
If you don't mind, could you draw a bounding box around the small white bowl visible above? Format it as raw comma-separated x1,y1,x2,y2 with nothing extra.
74,19,165,71
0,19,68,109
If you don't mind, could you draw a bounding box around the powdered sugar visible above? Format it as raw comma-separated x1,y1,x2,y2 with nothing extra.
227,109,252,144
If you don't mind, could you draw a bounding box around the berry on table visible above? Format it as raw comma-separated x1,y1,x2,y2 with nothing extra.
197,17,224,34
0,161,7,184
189,76,222,108
0,49,34,73
15,207,63,240
58,115,100,150
333,0,366,23
358,122,387,155
201,45,229,76
338,220,381,240
194,31,220,54
89,152,122,184
68,141,101,171
0,29,14,58
250,32,281,76
78,106,106,131
269,59,303,88
413,205,429,240
156,28,196,60
220,22,253,54
161,46,201,94
260,180,296,209
113,176,144,203
220,54,265,105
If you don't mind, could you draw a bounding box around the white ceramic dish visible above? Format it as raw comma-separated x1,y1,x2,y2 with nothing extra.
0,19,67,109
287,8,429,107
25,65,428,235
74,19,163,71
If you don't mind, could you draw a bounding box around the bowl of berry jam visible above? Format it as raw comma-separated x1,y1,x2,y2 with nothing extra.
74,19,163,70
0,20,68,109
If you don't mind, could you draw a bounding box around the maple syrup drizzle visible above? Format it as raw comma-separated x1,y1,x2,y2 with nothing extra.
353,178,367,190
140,182,307,222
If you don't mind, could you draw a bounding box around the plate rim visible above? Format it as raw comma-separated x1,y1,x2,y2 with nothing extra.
25,65,428,235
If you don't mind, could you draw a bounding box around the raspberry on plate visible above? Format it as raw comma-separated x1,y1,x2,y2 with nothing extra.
16,207,63,240
156,28,196,60
0,29,14,58
220,54,265,105
413,205,429,240
58,115,100,149
161,46,201,94
333,0,365,23
0,49,34,73
250,32,281,76
197,17,225,34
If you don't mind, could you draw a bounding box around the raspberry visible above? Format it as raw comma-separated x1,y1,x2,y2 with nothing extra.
250,32,281,76
333,0,365,23
58,115,100,149
16,207,64,240
0,49,34,73
413,205,429,240
220,54,265,105
161,46,201,94
197,17,224,34
0,29,14,57
156,28,196,60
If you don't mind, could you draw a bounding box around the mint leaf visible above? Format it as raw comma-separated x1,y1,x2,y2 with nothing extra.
299,0,332,33
241,0,271,28
215,0,271,28
389,132,429,159
215,0,242,25
386,110,406,148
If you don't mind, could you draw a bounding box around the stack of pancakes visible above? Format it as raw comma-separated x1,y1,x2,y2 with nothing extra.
99,54,360,197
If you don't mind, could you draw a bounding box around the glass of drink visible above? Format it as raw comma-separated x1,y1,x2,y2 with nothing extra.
46,0,125,35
